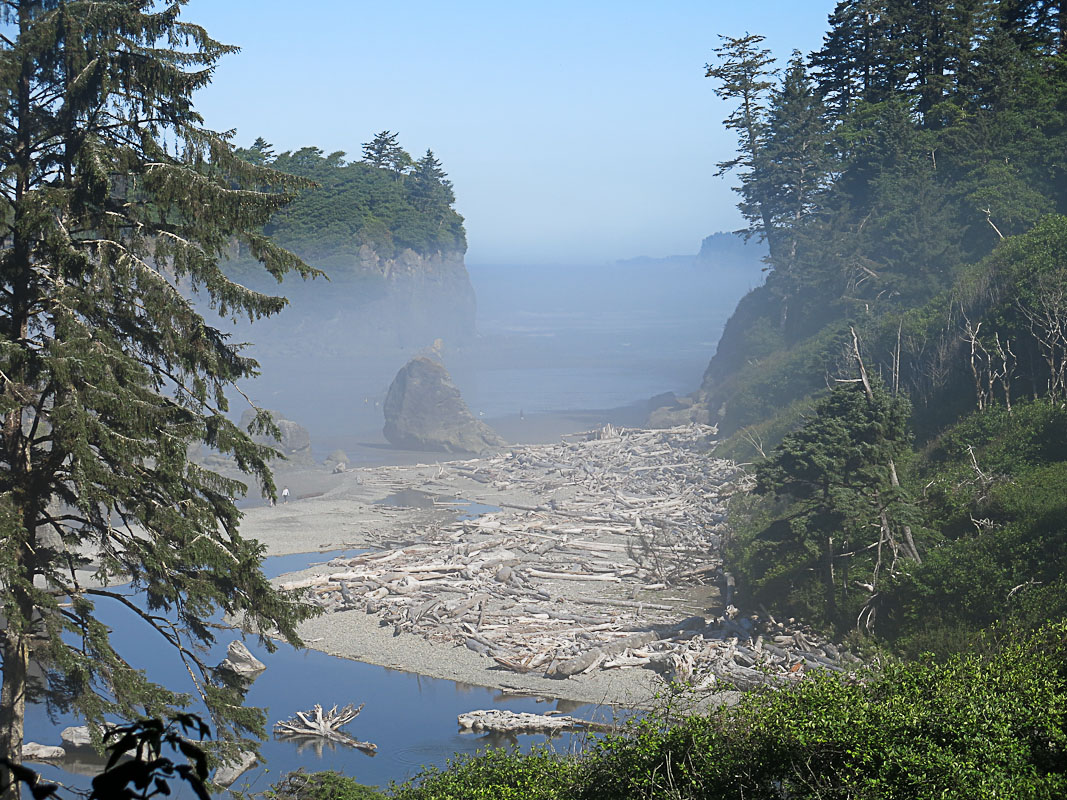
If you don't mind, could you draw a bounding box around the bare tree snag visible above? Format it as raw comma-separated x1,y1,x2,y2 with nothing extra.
274,704,377,754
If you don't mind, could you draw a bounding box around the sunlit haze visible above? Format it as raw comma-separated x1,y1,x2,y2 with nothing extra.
187,0,835,265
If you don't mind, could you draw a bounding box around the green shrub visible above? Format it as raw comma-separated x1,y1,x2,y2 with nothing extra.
388,625,1067,800
391,748,576,800
266,771,386,800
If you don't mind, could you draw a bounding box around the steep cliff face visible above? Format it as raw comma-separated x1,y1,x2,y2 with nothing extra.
645,233,766,430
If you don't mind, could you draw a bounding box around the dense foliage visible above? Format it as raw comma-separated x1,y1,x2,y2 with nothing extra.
0,0,316,788
734,376,920,630
234,135,466,271
703,0,1067,644
376,623,1067,799
703,1,1067,439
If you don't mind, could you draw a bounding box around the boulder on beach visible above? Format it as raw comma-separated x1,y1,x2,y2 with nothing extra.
217,640,266,678
383,357,506,454
239,409,313,463
324,449,349,472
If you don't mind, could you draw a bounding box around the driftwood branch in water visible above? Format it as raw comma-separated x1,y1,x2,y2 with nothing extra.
273,703,378,754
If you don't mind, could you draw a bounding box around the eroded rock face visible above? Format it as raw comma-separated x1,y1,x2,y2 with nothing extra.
383,357,505,454
239,409,313,463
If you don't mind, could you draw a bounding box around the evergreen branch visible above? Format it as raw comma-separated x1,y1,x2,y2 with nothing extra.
82,587,212,707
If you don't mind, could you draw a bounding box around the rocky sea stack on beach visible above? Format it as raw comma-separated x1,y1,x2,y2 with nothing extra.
383,356,506,454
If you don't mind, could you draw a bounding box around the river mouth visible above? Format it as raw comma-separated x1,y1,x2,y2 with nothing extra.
23,546,621,794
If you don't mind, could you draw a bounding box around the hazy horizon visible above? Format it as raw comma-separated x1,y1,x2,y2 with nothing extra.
184,0,836,265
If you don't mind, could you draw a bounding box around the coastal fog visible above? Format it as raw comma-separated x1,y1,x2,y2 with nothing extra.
222,238,765,462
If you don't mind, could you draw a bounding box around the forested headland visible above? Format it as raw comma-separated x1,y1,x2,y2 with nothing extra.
233,133,466,275
225,132,476,353
694,0,1067,657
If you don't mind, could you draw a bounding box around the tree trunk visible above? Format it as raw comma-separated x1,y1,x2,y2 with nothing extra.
0,590,32,800
2,10,37,795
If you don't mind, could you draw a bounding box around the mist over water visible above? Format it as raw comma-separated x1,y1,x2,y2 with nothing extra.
233,254,760,458
23,249,763,790
458,259,749,414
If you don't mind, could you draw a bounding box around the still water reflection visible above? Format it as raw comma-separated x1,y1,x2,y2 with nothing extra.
23,549,617,793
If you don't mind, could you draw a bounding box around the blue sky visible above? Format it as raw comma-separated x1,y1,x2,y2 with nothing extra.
185,1,837,266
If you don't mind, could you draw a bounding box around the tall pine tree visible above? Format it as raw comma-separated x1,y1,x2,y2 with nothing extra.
0,1,318,790
754,53,834,287
705,34,779,258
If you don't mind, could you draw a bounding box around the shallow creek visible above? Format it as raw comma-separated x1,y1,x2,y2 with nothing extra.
24,502,618,794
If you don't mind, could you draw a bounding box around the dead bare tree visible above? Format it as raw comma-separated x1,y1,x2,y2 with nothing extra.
1019,273,1067,404
960,309,1016,413
274,704,377,754
842,327,924,631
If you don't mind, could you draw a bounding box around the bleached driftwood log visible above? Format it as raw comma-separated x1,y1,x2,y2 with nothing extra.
273,704,377,754
457,709,614,734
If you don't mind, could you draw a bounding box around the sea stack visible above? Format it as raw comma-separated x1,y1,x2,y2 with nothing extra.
383,357,505,454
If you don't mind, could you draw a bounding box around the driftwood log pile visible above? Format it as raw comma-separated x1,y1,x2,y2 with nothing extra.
280,424,854,691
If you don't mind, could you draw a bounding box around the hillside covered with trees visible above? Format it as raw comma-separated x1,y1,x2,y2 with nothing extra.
223,132,476,355
235,132,466,272
686,0,1067,655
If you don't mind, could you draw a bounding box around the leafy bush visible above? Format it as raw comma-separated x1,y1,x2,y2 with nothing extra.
390,748,575,800
879,401,1067,655
387,624,1067,799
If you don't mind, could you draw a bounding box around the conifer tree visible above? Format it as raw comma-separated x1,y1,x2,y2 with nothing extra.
0,1,318,790
240,137,277,166
812,0,887,111
411,149,456,211
361,130,413,178
752,376,918,627
754,53,834,284
705,34,778,258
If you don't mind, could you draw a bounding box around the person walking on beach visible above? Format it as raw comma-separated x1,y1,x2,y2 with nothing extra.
282,486,290,504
